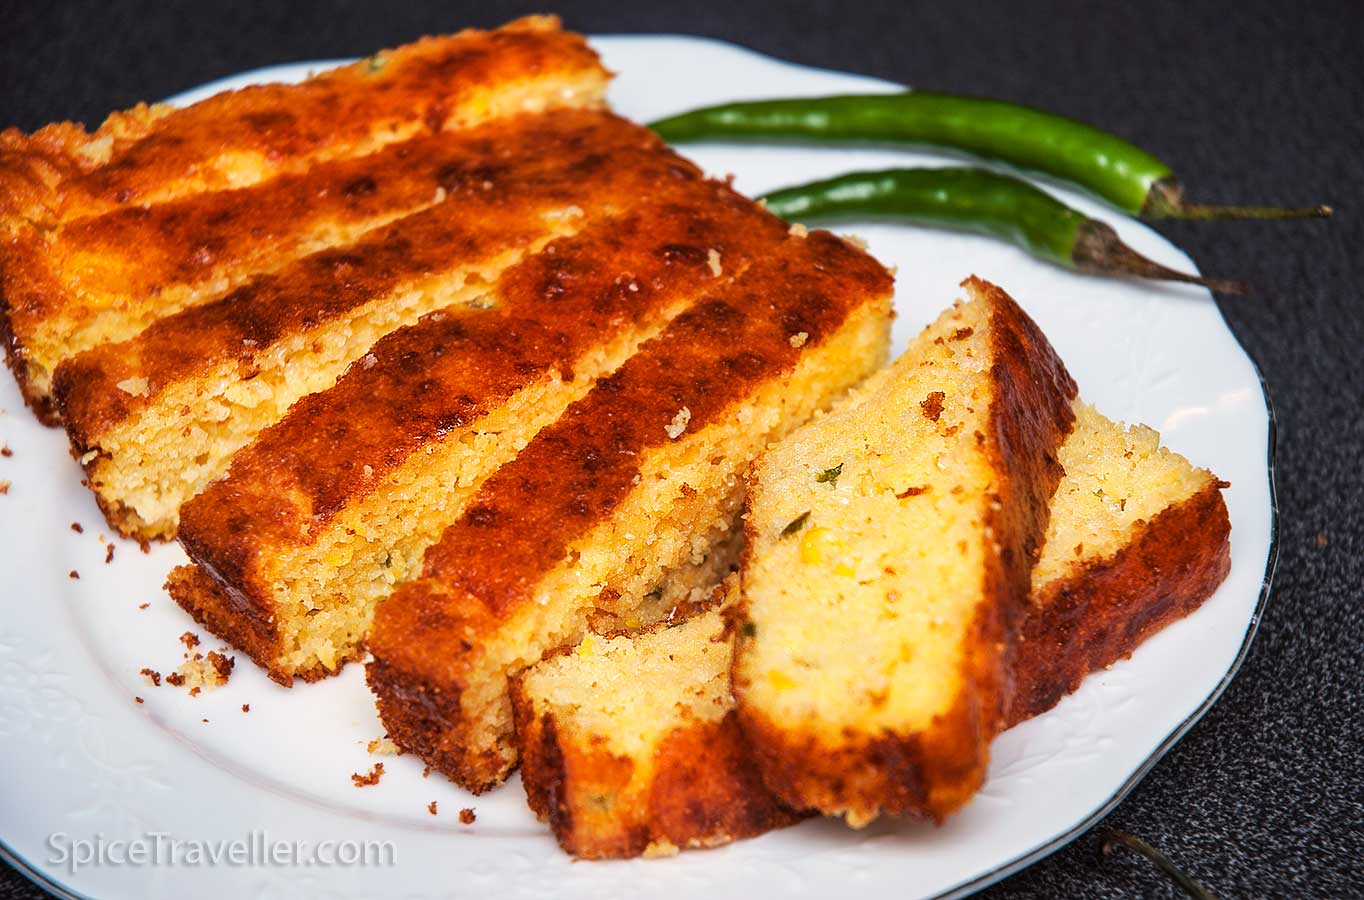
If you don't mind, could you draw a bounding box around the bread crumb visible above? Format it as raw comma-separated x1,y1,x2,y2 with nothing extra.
1317,533,1328,547
352,763,385,787
0,482,9,495
140,668,162,687
367,737,403,756
179,631,200,650
920,391,945,423
427,801,438,815
116,376,149,397
459,808,476,825
421,766,432,778
69,570,79,579
138,602,150,610
0,444,11,457
134,696,144,704
644,839,681,858
789,332,808,348
105,544,115,564
788,222,808,238
665,407,691,440
70,522,84,534
170,651,234,693
241,704,250,713
707,248,722,277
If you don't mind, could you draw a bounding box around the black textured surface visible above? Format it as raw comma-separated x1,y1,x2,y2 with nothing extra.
2,1,1360,897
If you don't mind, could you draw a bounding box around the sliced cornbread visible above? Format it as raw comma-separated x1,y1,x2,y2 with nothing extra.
527,400,1228,857
733,278,1076,826
1008,401,1231,724
512,578,802,859
0,16,607,418
56,130,704,540
171,179,794,683
367,231,894,793
6,109,640,416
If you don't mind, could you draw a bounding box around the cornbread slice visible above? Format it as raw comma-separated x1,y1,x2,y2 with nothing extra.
528,402,1228,857
733,278,1076,826
512,579,802,859
170,181,794,683
56,133,703,540
367,231,894,793
0,15,607,418
4,109,642,415
1008,401,1231,724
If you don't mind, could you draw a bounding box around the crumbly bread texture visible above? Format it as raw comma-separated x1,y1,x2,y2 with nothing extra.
1008,401,1231,723
171,176,794,685
56,116,690,540
0,16,607,419
538,401,1227,857
367,231,894,793
512,578,802,859
733,278,1077,826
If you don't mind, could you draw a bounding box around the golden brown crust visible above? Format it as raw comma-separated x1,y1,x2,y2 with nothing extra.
7,111,653,395
0,243,60,423
734,277,1076,824
367,656,486,782
173,180,792,682
512,701,804,859
53,135,702,450
0,16,604,226
1008,480,1231,726
368,233,893,789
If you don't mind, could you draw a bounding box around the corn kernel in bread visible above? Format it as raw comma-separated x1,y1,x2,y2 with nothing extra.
5,109,638,417
733,278,1076,826
367,231,894,793
513,579,801,859
56,127,697,540
0,16,607,418
564,402,1226,856
1009,401,1231,723
171,182,791,684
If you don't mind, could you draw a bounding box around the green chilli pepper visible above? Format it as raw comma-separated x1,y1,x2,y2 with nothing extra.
651,94,1330,221
760,168,1244,292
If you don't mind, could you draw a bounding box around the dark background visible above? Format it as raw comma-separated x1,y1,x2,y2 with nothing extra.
2,1,1360,897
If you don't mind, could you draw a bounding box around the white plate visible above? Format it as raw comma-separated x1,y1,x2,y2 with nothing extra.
0,34,1273,900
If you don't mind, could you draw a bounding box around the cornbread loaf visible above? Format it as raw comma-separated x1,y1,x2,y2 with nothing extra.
1008,401,1231,723
733,278,1076,826
0,16,606,419
367,230,894,793
56,117,697,540
171,176,794,684
512,578,802,859
527,401,1227,858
